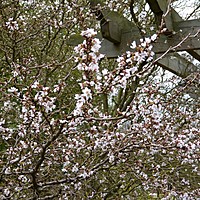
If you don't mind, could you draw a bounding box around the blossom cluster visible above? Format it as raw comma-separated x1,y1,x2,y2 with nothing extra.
5,18,19,31
73,28,104,116
94,34,158,98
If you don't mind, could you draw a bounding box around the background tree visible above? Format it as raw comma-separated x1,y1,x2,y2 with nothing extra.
0,0,199,199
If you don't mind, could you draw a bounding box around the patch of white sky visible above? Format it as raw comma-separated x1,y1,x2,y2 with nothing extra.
171,0,200,20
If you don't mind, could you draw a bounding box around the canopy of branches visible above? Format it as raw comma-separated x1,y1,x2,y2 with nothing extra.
0,0,199,199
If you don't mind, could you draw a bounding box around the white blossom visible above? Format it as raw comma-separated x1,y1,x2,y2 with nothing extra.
130,41,137,49
31,81,39,89
151,34,157,41
72,165,79,173
81,28,97,38
8,87,18,93
91,38,101,52
6,18,19,31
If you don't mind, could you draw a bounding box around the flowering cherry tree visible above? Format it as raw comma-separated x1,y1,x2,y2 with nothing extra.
0,0,199,199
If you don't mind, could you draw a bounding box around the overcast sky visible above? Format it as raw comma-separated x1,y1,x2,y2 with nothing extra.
172,0,200,19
